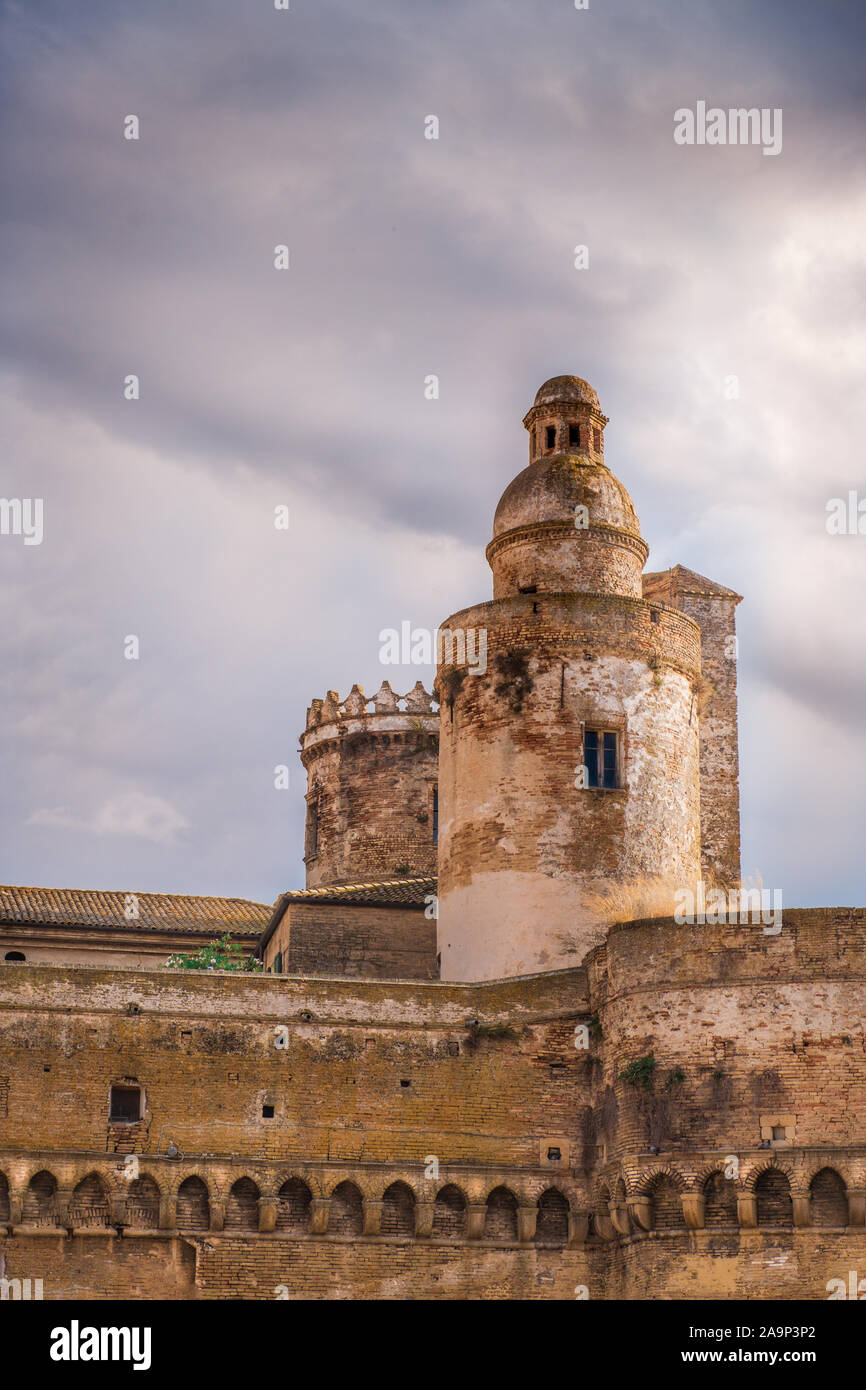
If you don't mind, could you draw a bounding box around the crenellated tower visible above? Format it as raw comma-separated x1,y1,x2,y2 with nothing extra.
299,681,439,888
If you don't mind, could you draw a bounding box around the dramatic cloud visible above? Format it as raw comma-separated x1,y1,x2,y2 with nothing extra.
1,0,864,907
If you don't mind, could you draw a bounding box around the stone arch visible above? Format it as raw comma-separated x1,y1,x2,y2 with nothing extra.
226,1177,260,1231
646,1172,685,1230
329,1180,363,1237
702,1170,739,1228
70,1172,111,1228
176,1175,210,1232
809,1168,848,1228
381,1181,415,1237
126,1175,160,1228
22,1170,57,1225
755,1167,793,1228
535,1188,569,1247
432,1184,467,1239
0,1171,9,1223
276,1178,312,1234
484,1186,518,1242
745,1158,794,1191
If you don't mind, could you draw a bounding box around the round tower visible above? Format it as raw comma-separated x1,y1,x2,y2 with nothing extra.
436,376,703,981
299,681,439,888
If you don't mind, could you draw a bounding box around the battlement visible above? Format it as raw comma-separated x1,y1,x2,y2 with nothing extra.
303,681,438,734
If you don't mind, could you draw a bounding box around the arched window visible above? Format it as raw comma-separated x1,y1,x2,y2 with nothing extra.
69,1173,110,1228
809,1168,847,1227
703,1171,738,1227
127,1175,160,1228
432,1185,466,1239
329,1181,363,1237
23,1170,57,1226
755,1169,793,1228
381,1181,415,1237
276,1178,312,1234
176,1176,210,1231
4,951,25,962
647,1174,684,1230
226,1177,260,1231
484,1186,518,1242
535,1188,569,1246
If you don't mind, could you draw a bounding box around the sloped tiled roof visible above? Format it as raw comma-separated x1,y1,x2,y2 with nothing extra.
643,565,743,603
284,876,436,907
0,885,269,937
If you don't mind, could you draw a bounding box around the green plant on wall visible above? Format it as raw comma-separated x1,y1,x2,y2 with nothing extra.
164,934,262,972
618,1052,656,1091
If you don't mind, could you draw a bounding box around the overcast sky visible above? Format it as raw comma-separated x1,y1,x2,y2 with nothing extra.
1,0,864,910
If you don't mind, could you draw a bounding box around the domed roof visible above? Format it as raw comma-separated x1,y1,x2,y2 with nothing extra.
492,453,641,539
532,375,600,410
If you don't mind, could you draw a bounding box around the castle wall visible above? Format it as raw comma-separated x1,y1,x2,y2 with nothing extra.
1,909,864,1300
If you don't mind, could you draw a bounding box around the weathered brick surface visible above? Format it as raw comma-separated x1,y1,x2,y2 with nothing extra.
1,907,864,1300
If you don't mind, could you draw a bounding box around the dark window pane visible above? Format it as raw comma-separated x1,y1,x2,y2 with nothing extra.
545,426,556,449
584,730,599,787
602,732,617,787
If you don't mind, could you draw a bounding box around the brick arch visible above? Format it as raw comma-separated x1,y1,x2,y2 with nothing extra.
276,1178,312,1234
535,1187,570,1247
176,1175,210,1232
484,1186,518,1242
744,1159,795,1192
328,1180,364,1236
806,1158,852,1190
645,1171,686,1230
702,1170,740,1228
809,1168,848,1228
272,1170,324,1200
22,1170,58,1226
225,1176,260,1231
753,1167,793,1228
381,1181,415,1237
432,1184,467,1239
69,1172,111,1228
637,1166,688,1196
126,1175,161,1229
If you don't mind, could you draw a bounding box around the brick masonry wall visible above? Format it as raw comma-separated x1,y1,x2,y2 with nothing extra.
268,903,437,980
0,909,863,1300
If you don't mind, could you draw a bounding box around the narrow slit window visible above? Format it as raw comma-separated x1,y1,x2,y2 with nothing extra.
545,425,556,450
432,786,439,843
306,795,319,859
569,424,580,447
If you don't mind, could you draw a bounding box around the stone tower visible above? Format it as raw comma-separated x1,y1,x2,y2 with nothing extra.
436,376,710,981
300,681,439,888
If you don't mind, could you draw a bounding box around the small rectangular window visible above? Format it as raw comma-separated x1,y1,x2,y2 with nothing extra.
584,728,619,788
545,425,556,450
569,424,580,447
109,1085,141,1123
262,1104,275,1119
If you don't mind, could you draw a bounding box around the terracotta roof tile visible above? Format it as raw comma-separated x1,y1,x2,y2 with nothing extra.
0,884,269,937
283,876,436,908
